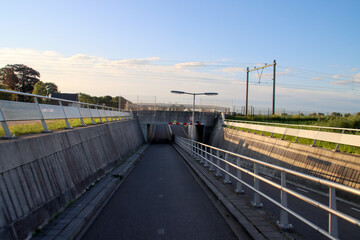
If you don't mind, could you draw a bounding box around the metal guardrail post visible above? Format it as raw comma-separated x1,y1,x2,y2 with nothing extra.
312,127,321,147
96,107,103,123
88,105,96,124
277,171,292,229
209,148,215,171
204,146,209,167
235,157,244,193
76,103,86,127
109,108,115,121
34,97,52,133
0,107,13,138
224,153,232,184
329,187,339,238
215,150,222,177
295,126,303,142
59,101,72,129
200,144,204,164
281,126,288,140
252,163,263,207
103,107,109,122
335,130,345,152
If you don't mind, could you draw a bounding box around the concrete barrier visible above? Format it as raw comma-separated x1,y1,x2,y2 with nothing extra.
210,126,360,189
0,119,144,240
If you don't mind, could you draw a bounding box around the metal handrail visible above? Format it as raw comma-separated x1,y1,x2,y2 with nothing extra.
175,136,360,239
0,89,121,110
224,119,360,150
225,119,360,133
0,89,132,138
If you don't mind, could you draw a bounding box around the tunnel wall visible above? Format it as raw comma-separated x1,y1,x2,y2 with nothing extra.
0,119,144,240
210,126,360,189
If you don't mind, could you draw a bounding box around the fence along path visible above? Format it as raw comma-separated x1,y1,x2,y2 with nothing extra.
175,136,360,240
0,89,131,138
224,119,360,150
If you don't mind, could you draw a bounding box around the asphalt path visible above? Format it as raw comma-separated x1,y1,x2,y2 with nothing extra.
210,154,360,240
82,126,239,240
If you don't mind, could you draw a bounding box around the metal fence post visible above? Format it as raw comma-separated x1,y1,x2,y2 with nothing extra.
88,105,96,124
108,108,115,121
295,126,303,143
200,144,204,164
76,103,86,127
103,107,109,122
224,153,231,184
96,106,103,123
34,97,52,133
235,157,244,193
329,187,339,238
204,146,209,167
312,127,321,147
209,148,215,171
281,126,288,140
277,171,292,229
335,130,345,152
252,163,263,207
59,101,72,129
215,150,222,177
0,107,13,138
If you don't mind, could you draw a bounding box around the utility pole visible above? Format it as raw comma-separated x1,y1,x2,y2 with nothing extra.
246,60,276,115
272,60,276,115
246,67,249,115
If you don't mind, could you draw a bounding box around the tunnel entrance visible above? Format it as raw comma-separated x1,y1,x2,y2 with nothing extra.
149,124,172,144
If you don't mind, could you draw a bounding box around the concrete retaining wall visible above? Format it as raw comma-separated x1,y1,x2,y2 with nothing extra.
0,119,144,240
210,127,360,189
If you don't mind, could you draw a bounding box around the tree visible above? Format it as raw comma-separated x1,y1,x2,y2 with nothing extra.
44,82,58,96
32,81,47,96
0,67,18,90
0,82,12,100
0,64,40,93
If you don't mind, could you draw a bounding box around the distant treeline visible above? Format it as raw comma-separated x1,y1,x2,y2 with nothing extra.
78,93,131,110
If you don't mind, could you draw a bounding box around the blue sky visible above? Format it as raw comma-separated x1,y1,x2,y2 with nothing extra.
1,0,359,113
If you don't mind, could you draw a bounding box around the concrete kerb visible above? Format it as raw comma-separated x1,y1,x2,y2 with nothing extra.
32,144,149,240
172,143,291,240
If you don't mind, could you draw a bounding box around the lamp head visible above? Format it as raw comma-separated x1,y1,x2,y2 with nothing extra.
204,92,218,96
171,90,185,94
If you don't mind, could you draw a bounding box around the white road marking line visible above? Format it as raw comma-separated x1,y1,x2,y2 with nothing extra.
296,187,309,193
351,207,360,213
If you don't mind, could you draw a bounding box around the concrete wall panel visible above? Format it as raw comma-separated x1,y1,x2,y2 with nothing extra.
211,127,360,189
0,119,144,240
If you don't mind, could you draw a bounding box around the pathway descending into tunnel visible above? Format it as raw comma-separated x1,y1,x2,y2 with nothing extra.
81,125,241,240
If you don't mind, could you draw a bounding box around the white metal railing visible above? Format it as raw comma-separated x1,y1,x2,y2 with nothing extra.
175,136,360,240
224,119,360,150
0,89,132,138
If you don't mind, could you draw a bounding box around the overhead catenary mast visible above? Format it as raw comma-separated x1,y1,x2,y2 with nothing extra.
245,60,276,115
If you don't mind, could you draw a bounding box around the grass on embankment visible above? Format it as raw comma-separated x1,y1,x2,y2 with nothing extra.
226,113,360,154
226,113,360,129
0,118,119,138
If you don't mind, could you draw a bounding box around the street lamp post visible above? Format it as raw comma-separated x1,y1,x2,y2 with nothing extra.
171,90,218,141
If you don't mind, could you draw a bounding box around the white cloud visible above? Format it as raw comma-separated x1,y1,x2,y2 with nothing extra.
174,61,212,68
311,76,325,80
1,48,360,113
218,66,245,73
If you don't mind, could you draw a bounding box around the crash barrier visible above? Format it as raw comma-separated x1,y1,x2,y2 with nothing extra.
175,136,360,240
224,119,360,150
0,89,132,138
